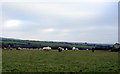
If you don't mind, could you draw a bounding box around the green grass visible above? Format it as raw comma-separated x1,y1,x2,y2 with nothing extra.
2,50,119,72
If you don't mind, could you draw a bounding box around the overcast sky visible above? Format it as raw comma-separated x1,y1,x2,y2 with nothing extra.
0,0,119,44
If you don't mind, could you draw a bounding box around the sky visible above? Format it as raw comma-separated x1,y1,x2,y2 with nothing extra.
0,0,119,44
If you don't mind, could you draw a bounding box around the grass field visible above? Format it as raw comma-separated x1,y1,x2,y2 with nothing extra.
2,50,119,72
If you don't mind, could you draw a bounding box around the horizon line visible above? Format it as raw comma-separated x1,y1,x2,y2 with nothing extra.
0,36,116,44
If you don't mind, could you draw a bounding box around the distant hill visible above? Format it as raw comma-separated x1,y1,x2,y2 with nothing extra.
0,37,113,50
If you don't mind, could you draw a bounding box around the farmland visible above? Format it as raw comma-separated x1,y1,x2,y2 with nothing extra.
2,50,119,72
1,37,96,49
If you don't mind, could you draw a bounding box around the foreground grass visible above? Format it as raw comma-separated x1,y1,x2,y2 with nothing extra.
2,50,119,72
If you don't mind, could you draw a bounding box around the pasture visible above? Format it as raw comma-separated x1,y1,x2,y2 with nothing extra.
2,50,119,72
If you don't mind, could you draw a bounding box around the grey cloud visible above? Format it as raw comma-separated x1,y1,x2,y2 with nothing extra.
2,2,118,43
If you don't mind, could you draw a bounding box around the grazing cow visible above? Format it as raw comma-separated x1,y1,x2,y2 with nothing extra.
8,45,12,50
8,47,12,50
16,47,22,50
10,48,12,50
58,47,64,52
76,48,79,50
72,47,78,51
39,48,42,50
86,49,89,50
42,47,51,51
3,47,7,50
72,47,76,51
65,48,68,50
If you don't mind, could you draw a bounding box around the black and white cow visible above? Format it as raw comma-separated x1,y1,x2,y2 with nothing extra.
58,47,64,52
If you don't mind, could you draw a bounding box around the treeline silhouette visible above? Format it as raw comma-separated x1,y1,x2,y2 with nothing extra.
0,37,113,50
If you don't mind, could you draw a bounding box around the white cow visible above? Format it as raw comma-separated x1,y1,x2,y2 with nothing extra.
39,48,42,50
76,48,79,50
65,48,68,50
72,47,76,50
72,47,79,51
42,47,51,51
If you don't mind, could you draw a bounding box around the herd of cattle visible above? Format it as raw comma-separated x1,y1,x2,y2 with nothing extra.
2,46,95,52
1,43,120,52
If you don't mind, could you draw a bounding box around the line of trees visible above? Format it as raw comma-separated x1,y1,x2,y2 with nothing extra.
1,38,119,51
